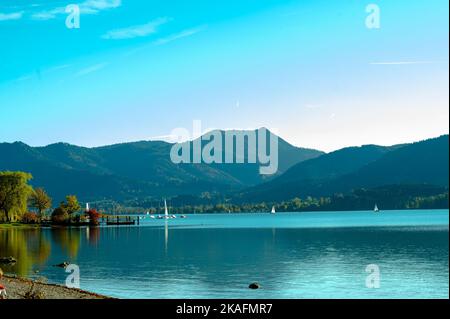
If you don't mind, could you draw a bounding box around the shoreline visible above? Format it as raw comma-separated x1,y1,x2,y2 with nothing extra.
1,209,448,231
1,275,112,299
0,223,41,230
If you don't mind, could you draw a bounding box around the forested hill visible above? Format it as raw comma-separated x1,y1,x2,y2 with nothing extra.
0,129,322,203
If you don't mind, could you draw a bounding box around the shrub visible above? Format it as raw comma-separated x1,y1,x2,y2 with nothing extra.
51,207,69,225
22,212,40,224
86,209,101,226
72,214,87,223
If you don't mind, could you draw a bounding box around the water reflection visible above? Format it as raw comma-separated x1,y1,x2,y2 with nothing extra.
88,227,100,246
0,228,51,276
165,221,169,254
50,228,82,259
0,217,448,298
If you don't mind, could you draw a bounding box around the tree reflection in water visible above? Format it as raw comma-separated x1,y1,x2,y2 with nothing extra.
0,228,51,277
50,228,82,259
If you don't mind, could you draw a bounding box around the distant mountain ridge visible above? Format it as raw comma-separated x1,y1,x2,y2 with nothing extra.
1,132,447,207
0,129,323,203
236,135,449,203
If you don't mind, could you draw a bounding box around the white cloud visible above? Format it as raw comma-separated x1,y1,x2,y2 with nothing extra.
154,26,205,45
0,11,24,21
32,0,121,20
102,17,171,40
31,7,65,20
75,63,108,77
149,134,180,143
82,0,121,11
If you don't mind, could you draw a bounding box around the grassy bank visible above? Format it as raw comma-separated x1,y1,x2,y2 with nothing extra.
0,223,40,230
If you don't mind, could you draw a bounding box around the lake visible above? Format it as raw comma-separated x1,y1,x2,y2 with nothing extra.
0,210,448,299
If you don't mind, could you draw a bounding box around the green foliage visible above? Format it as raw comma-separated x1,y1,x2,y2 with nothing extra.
62,195,81,215
406,193,449,209
29,187,52,216
50,195,81,224
0,171,33,222
91,185,448,214
326,185,449,211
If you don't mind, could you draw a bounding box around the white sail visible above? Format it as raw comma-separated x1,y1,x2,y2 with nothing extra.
271,206,276,214
374,204,379,212
164,199,169,217
86,203,90,212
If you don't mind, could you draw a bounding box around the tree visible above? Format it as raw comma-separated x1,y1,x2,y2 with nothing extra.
62,195,81,215
29,188,52,217
86,209,101,226
51,207,69,224
22,212,40,224
0,172,33,222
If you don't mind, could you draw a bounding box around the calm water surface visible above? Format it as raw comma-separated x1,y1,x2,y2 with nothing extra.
1,210,448,299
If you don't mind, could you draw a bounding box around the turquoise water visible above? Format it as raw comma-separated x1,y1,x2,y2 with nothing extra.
1,210,448,299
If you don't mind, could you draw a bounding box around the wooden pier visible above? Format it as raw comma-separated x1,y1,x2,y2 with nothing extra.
103,215,139,226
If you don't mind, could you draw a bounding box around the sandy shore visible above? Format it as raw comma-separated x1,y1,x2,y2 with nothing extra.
1,275,111,299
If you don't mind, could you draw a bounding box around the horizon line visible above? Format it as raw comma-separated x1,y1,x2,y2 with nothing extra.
1,131,448,154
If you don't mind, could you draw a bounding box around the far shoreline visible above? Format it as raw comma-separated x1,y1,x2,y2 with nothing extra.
1,208,449,230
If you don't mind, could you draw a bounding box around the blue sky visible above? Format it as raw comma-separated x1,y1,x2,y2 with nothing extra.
0,0,448,152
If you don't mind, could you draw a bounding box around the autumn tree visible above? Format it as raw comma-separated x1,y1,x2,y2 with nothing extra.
62,195,81,216
86,209,101,225
29,187,52,217
51,206,69,224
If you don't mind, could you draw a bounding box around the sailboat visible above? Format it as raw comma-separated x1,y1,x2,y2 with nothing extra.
164,199,170,219
271,206,276,214
374,204,380,213
163,199,177,219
